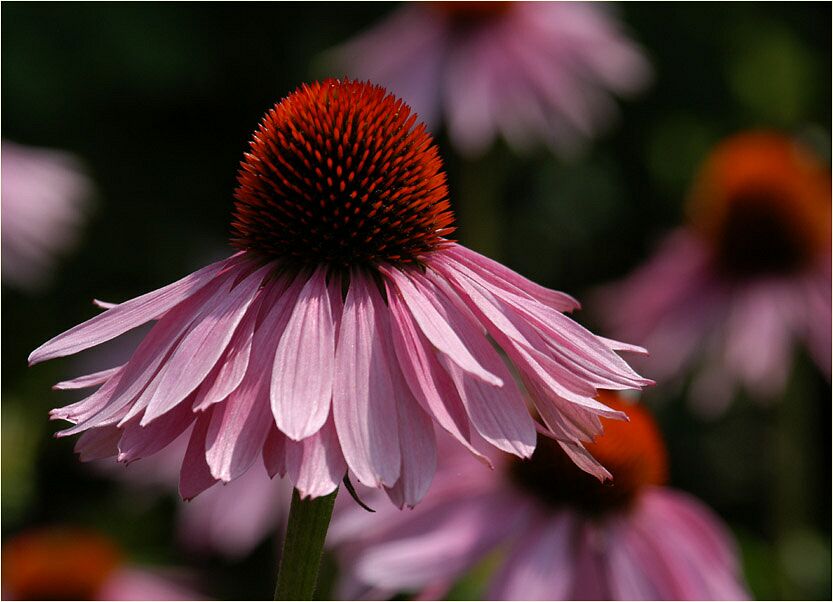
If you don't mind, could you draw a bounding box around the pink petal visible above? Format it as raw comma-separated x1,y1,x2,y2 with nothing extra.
74,426,121,461
118,400,196,463
29,254,240,365
421,273,536,457
271,267,335,440
382,266,502,386
53,366,122,390
55,275,227,435
386,278,490,464
263,425,288,479
333,272,401,487
443,244,580,311
383,339,437,508
141,264,269,424
352,489,527,590
286,415,346,499
179,410,219,501
204,275,304,482
192,292,259,412
488,514,576,600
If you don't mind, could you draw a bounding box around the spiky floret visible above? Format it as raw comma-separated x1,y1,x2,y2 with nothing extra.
510,392,667,516
232,79,455,269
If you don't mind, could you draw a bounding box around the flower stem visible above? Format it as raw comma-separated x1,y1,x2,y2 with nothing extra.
274,487,338,601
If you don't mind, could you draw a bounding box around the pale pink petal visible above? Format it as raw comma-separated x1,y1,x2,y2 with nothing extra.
444,243,580,311
271,267,335,440
333,272,401,487
386,278,489,464
487,513,576,600
384,364,437,509
53,366,122,390
28,254,239,365
420,273,536,457
54,275,228,435
192,292,259,412
351,489,529,590
286,416,346,499
141,264,269,423
204,275,304,482
383,266,502,386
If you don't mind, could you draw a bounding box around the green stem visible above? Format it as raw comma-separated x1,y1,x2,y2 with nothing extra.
274,487,338,601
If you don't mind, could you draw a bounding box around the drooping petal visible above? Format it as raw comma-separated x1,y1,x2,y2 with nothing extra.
386,277,490,464
179,410,219,501
271,267,335,440
74,426,121,461
382,266,502,386
333,272,401,488
286,416,346,499
204,275,304,482
141,264,269,423
421,272,536,457
29,254,241,365
53,366,122,390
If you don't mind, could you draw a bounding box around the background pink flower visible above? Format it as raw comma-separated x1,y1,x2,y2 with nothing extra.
595,131,831,415
328,2,651,156
2,141,93,291
1,526,203,601
329,393,750,600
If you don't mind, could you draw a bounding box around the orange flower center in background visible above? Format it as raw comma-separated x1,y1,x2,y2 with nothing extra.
2,528,123,600
510,392,667,516
688,131,831,279
232,79,455,269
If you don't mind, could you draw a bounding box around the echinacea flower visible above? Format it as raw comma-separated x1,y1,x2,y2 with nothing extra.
328,2,650,156
31,79,650,508
596,131,831,415
329,393,749,601
1,527,202,600
2,140,93,291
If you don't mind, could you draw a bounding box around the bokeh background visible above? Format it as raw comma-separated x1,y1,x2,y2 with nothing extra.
2,2,830,600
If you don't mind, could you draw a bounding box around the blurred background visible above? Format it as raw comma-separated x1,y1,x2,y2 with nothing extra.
2,2,830,600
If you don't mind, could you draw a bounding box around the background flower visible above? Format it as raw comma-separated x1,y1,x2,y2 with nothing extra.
594,131,831,416
1,526,202,600
329,394,750,600
328,2,651,157
2,141,93,292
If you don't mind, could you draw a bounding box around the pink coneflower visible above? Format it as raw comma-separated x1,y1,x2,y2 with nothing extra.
2,140,93,291
1,527,202,600
596,131,831,415
31,79,649,508
330,393,749,600
328,2,650,157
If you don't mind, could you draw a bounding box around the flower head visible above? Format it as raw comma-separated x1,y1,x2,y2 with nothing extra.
31,79,649,507
1,141,93,291
1,527,201,600
330,394,749,600
328,2,651,156
596,131,831,414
